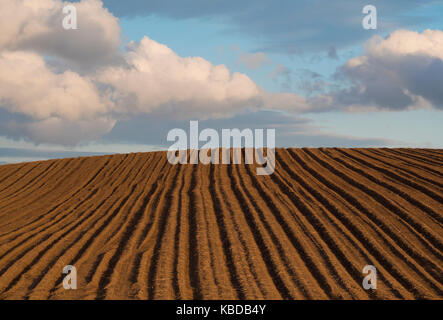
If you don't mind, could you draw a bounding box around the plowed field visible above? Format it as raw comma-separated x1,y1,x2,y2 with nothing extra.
0,148,441,300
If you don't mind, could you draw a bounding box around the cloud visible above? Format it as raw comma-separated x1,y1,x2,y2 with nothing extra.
0,51,113,120
0,0,121,70
237,52,272,70
331,29,443,111
97,36,264,119
25,116,116,145
96,37,311,119
0,50,116,144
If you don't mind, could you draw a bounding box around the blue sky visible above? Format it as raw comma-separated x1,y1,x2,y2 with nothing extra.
0,0,442,163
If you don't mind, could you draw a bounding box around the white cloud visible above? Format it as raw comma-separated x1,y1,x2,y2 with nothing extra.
97,36,263,118
96,37,314,119
334,29,443,111
0,0,121,69
25,116,116,145
0,51,113,120
0,50,115,144
0,0,121,144
364,29,443,61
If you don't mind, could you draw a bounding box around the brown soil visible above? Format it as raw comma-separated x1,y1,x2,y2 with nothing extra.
0,148,441,300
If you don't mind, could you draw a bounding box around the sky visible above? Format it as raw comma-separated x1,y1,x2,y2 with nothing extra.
0,0,442,163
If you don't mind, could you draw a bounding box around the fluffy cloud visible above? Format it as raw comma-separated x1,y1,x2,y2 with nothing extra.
331,29,443,111
0,0,121,69
0,51,113,120
0,50,116,144
264,29,443,113
0,0,121,144
362,29,443,60
96,37,313,119
97,37,263,118
25,116,116,145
